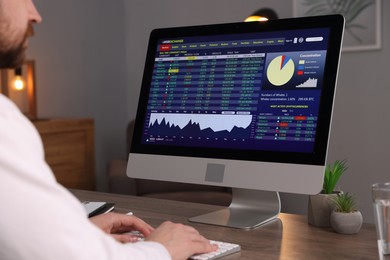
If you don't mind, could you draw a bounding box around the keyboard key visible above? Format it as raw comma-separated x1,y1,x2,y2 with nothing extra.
190,240,241,260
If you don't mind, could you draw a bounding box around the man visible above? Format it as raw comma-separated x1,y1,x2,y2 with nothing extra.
0,1,216,259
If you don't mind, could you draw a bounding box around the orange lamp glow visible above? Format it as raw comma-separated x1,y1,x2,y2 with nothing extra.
244,16,269,22
13,68,25,91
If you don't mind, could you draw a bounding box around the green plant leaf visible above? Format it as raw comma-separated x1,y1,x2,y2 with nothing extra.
332,192,357,213
323,159,348,194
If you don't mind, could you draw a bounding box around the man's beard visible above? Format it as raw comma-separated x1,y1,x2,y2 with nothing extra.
0,29,28,69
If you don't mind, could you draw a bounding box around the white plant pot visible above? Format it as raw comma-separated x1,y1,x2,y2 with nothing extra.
330,210,363,234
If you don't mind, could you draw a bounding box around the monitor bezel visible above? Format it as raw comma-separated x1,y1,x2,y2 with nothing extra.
131,15,344,166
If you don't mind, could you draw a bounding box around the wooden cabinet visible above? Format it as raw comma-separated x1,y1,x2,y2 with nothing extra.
33,118,95,190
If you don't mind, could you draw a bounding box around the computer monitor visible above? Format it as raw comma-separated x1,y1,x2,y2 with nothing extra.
127,15,344,229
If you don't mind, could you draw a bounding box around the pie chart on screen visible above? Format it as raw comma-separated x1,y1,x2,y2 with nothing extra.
266,55,295,86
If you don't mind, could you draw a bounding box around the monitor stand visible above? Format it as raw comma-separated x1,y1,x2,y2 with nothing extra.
189,188,280,229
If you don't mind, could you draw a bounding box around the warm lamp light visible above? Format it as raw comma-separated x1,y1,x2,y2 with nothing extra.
244,16,269,22
0,60,37,119
245,8,278,22
13,68,25,91
14,76,24,91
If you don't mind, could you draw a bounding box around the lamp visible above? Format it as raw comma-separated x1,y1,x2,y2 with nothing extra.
13,67,25,91
0,60,37,119
244,8,279,22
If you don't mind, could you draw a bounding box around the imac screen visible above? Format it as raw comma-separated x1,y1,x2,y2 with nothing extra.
131,15,344,165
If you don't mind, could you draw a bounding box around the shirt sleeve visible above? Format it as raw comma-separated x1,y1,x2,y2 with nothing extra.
0,94,171,260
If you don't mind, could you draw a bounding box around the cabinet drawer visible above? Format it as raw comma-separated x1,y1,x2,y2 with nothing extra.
33,119,95,190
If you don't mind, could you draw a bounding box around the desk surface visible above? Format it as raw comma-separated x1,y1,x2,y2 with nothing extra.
71,189,378,259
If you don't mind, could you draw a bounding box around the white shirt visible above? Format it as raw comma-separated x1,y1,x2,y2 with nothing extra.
0,94,171,260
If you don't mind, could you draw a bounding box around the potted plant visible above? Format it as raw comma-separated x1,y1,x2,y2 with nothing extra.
330,192,363,234
308,160,348,227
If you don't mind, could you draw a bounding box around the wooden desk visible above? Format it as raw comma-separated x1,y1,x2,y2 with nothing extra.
71,189,378,259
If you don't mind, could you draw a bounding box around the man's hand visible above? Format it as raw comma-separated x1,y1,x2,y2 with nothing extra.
90,213,216,259
89,212,154,243
146,221,217,260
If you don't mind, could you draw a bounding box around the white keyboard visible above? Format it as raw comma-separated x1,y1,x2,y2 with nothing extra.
190,240,241,260
128,231,240,259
